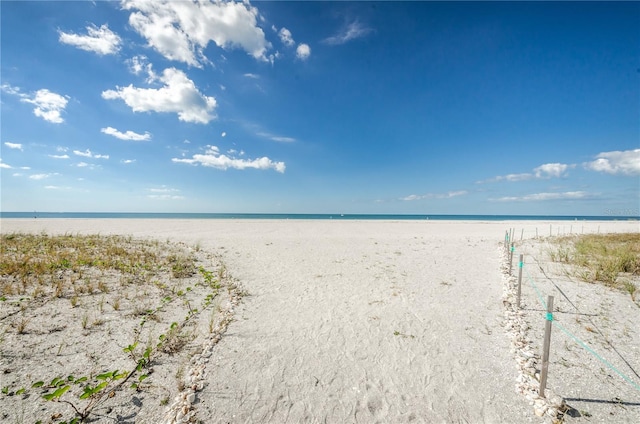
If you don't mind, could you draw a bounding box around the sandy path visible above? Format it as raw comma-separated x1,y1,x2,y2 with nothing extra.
2,219,636,423
194,221,528,423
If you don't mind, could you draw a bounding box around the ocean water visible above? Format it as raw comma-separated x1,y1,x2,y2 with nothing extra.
0,212,637,221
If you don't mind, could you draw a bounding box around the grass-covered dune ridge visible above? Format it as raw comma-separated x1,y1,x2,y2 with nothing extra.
1,232,197,296
547,233,640,300
0,232,244,423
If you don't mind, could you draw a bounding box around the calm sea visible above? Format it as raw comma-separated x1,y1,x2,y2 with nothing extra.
0,212,637,221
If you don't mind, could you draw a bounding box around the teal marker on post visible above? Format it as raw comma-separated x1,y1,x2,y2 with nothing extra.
540,295,555,397
509,243,515,274
516,254,524,308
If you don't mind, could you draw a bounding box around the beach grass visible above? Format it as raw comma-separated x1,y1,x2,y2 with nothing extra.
0,232,239,423
0,232,195,297
548,233,640,297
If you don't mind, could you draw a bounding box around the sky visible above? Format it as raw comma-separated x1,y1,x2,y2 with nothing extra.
1,1,639,215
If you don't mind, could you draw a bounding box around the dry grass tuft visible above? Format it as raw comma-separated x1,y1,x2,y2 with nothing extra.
549,233,640,296
0,232,198,299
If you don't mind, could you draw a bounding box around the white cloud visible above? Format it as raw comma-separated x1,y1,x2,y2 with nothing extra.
493,191,592,202
20,89,69,123
45,185,71,190
4,142,23,151
584,149,640,176
122,0,271,67
73,149,109,159
221,131,227,137
76,162,89,168
244,73,259,79
257,131,296,143
147,187,183,200
401,190,469,201
147,194,185,200
446,190,468,198
172,145,285,173
501,173,534,182
127,56,145,75
323,21,372,45
0,159,12,169
102,67,217,124
480,162,573,183
58,24,122,55
534,163,571,178
278,27,295,47
1,83,23,96
74,150,92,158
126,55,155,78
401,194,421,201
149,186,180,193
29,173,57,180
101,126,151,141
49,154,70,159
0,84,68,123
296,43,311,60
121,159,136,164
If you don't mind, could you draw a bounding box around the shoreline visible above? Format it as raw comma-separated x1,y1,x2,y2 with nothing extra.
2,212,638,222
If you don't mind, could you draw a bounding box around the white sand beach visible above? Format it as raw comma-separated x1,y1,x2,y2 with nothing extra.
1,219,638,423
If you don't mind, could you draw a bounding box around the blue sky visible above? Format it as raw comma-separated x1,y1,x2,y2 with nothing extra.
1,1,638,215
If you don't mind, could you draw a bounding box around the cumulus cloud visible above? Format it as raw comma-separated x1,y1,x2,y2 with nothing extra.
126,55,154,77
102,67,217,124
401,191,468,201
274,25,306,59
121,159,136,164
49,154,70,159
20,89,69,123
122,0,271,67
323,21,372,45
73,149,109,159
534,163,571,178
584,149,640,176
296,43,311,60
4,142,23,150
493,191,592,202
278,27,295,47
0,159,12,169
58,24,122,55
101,126,151,141
480,162,573,183
172,145,285,173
